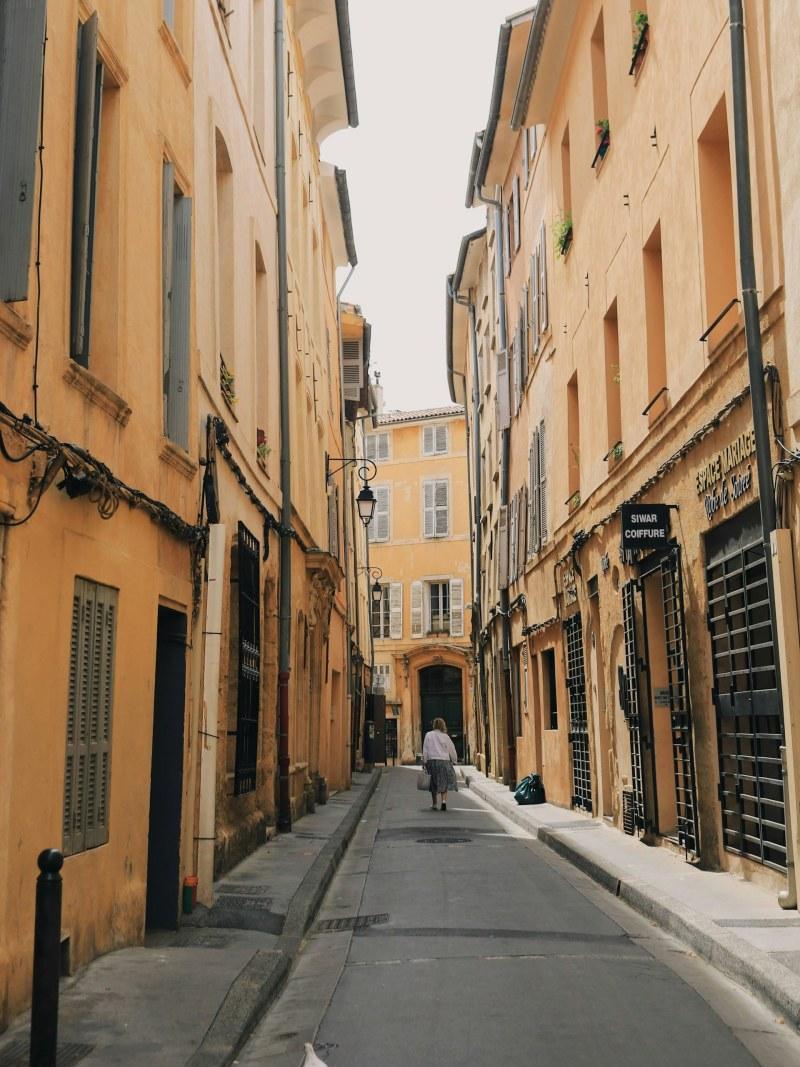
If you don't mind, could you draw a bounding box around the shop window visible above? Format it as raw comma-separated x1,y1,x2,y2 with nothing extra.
603,298,622,461
698,97,739,351
542,648,558,730
643,221,667,424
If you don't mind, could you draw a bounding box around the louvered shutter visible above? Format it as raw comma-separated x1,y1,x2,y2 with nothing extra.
377,433,389,461
538,419,548,544
423,481,435,538
449,579,464,637
0,0,46,301
497,505,509,590
422,425,434,455
523,131,530,185
497,348,510,430
167,195,191,449
435,480,449,536
503,208,510,277
509,494,517,581
530,431,541,553
411,581,424,638
434,424,448,454
372,485,389,542
85,582,116,848
327,488,339,558
389,582,403,639
539,223,548,332
365,434,377,462
516,315,525,405
163,0,176,28
513,176,521,252
71,13,103,364
342,337,363,401
64,581,91,856
518,485,528,577
531,250,540,355
520,297,528,385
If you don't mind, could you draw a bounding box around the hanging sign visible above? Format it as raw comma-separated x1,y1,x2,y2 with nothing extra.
620,503,671,550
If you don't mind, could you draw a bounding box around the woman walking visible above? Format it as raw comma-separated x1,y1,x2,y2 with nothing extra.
422,718,458,811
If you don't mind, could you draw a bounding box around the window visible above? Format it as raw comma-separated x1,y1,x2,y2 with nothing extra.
374,663,391,692
372,583,403,641
590,10,610,159
428,580,450,634
423,479,449,538
0,0,46,302
698,97,739,350
542,647,558,730
567,374,580,502
366,432,390,462
523,125,538,186
255,242,268,456
643,221,667,423
603,299,621,458
527,419,548,554
372,583,391,638
215,128,234,379
71,14,120,376
503,204,511,277
512,175,521,254
410,578,463,638
422,423,448,456
231,523,260,795
252,0,266,150
369,485,390,543
63,578,118,856
162,162,192,449
511,646,523,737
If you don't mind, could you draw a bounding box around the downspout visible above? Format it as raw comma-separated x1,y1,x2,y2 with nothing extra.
275,0,292,833
475,182,516,787
336,265,356,772
728,0,791,907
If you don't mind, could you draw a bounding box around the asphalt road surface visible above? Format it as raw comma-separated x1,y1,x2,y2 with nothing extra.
237,768,800,1067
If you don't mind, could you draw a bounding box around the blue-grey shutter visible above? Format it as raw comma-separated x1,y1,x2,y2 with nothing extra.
167,194,192,449
85,582,116,849
0,0,46,301
162,161,175,432
163,0,176,29
64,580,91,856
70,13,103,364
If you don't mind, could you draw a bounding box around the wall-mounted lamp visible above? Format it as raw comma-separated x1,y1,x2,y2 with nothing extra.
357,566,384,603
326,456,379,528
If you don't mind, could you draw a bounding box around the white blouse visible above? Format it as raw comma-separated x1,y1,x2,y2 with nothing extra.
422,730,458,764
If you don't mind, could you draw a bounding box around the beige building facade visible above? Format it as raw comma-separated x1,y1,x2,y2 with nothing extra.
367,406,475,764
449,0,800,899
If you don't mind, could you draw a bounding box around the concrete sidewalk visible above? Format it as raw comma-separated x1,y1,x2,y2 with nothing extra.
463,766,800,1031
0,771,380,1067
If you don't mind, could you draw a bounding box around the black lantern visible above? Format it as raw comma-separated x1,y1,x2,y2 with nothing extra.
357,482,376,527
371,579,383,605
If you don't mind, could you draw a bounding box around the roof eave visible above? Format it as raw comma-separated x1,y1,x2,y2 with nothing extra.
335,0,359,128
335,167,358,266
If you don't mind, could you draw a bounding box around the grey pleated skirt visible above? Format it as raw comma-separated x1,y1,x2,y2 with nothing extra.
427,759,458,794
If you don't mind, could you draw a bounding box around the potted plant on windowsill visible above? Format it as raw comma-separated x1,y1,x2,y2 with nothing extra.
220,357,237,408
554,212,573,258
593,118,610,167
256,428,271,468
630,10,650,76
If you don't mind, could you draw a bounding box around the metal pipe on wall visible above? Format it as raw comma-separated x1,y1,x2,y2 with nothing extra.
336,265,356,775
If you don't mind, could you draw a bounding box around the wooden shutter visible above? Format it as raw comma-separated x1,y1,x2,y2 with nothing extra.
513,175,521,252
509,494,517,581
327,488,339,558
435,480,449,536
423,480,435,538
503,207,511,277
389,582,403,639
539,222,548,332
342,337,363,401
411,581,424,638
64,578,117,856
167,194,191,449
497,505,509,590
365,434,377,462
518,484,528,577
0,0,46,301
523,131,530,186
372,485,389,542
422,425,434,455
497,347,510,430
162,162,175,416
449,579,464,637
378,433,389,461
531,250,540,356
530,430,541,553
520,296,528,384
434,424,448,454
539,419,548,544
70,13,103,364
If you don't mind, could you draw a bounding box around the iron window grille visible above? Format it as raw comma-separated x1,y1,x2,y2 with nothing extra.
564,613,592,811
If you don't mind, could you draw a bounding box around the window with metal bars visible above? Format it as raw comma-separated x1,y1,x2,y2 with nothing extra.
707,520,784,871
621,581,646,832
232,523,260,795
564,614,592,811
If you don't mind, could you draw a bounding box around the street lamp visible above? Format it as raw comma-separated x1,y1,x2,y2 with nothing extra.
325,456,379,529
357,482,376,527
371,578,383,604
357,566,384,603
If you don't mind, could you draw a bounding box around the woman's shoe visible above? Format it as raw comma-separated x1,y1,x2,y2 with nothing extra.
441,801,447,812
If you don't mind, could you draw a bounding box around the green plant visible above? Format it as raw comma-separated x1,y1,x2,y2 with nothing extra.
554,212,573,257
257,441,271,462
220,357,237,405
634,9,649,33
611,363,621,384
569,491,581,511
596,118,610,139
612,442,624,461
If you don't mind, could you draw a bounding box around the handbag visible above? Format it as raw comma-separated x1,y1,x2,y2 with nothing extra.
417,768,431,791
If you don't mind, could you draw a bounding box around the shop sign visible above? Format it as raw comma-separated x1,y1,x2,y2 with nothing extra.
653,687,671,707
695,428,756,522
620,503,671,550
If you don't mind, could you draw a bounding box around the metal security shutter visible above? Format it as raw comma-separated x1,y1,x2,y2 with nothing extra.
0,0,46,301
71,13,103,365
64,578,117,856
342,338,363,401
411,581,423,638
389,582,403,639
449,578,464,637
660,547,699,856
621,580,646,832
708,531,784,870
233,523,260,795
564,613,592,812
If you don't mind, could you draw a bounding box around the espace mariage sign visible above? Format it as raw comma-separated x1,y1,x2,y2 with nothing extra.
695,428,756,521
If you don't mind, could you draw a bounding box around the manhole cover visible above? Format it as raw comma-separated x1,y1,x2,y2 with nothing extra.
216,894,274,910
168,931,233,949
0,1042,93,1067
316,913,390,933
417,837,472,844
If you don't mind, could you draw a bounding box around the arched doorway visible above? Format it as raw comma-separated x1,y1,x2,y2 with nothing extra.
419,665,464,760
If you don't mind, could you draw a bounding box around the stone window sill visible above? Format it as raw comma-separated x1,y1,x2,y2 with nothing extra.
63,361,131,426
0,302,33,350
159,20,191,86
160,437,197,479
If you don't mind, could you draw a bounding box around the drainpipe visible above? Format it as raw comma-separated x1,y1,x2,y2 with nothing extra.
728,0,792,906
475,183,516,787
197,524,225,903
336,265,356,774
275,0,292,833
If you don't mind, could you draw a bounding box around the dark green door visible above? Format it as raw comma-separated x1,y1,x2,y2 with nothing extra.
420,665,464,760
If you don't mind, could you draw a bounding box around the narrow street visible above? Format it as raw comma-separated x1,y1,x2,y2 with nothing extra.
238,769,800,1067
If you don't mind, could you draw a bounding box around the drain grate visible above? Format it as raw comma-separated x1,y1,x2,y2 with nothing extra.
417,837,472,844
316,913,389,933
216,894,274,911
167,931,233,949
0,1042,93,1067
217,883,271,895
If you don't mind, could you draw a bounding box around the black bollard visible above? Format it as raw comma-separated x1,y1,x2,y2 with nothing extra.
30,848,64,1067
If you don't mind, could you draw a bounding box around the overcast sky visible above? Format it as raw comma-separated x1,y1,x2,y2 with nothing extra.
326,0,516,413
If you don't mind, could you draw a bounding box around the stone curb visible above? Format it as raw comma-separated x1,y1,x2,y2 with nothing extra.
187,768,382,1067
465,773,800,1033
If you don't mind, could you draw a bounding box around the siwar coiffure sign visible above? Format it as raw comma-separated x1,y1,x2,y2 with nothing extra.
695,428,756,522
620,503,671,550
